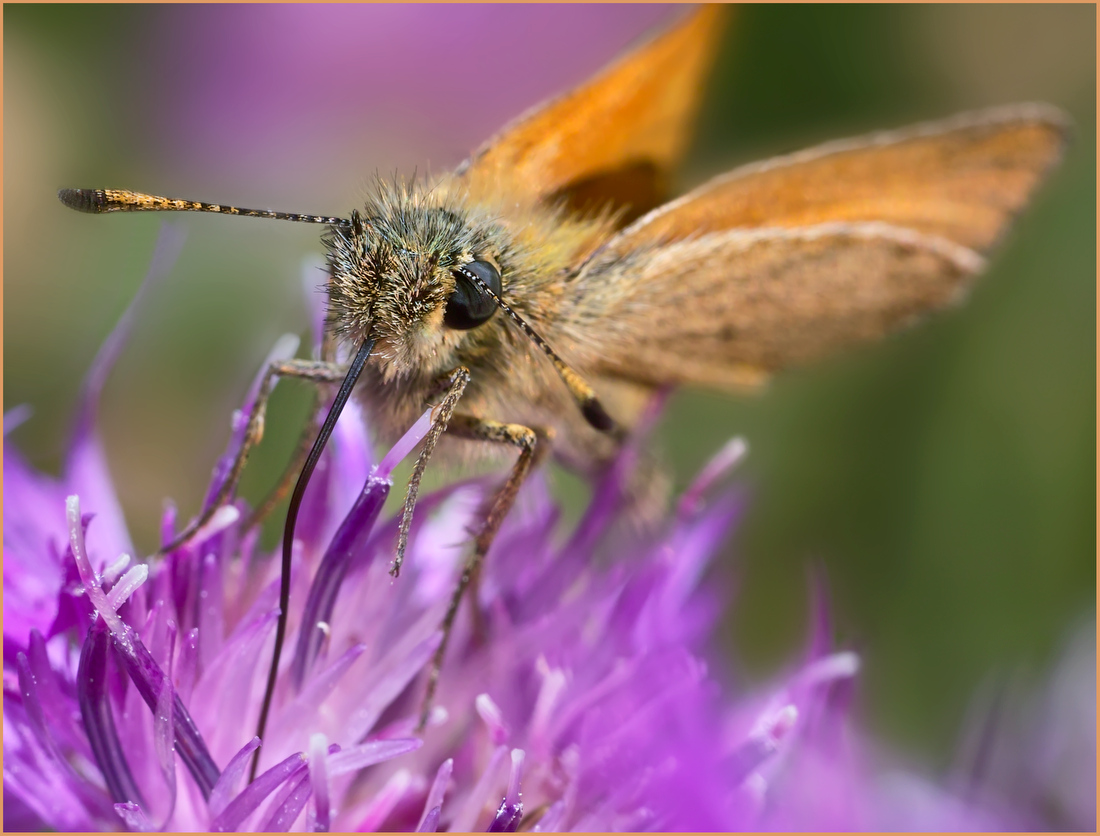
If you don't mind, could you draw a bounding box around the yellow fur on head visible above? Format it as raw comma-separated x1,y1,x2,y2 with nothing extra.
324,175,617,381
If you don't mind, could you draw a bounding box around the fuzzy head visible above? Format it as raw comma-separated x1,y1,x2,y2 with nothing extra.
325,179,510,380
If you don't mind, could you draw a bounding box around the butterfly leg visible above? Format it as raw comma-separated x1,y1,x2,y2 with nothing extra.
243,331,343,531
417,414,551,729
391,367,471,577
156,358,347,557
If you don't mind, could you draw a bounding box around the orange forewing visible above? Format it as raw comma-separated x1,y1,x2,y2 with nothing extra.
458,5,727,222
602,104,1068,258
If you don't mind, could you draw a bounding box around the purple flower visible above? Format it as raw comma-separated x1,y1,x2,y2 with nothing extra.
4,230,1083,831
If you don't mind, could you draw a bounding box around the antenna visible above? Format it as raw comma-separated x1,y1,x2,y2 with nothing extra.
59,188,350,228
455,265,618,434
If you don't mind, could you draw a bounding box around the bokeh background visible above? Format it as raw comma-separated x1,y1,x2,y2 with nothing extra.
6,4,1094,774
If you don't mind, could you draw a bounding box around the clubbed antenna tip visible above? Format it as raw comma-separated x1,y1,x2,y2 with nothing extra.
59,188,107,213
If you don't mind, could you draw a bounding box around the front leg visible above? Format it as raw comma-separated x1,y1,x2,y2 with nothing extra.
391,367,471,578
418,414,552,729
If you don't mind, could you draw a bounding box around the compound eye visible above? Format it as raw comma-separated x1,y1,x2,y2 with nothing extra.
444,260,502,330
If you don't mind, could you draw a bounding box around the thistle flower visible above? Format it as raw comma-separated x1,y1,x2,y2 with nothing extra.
3,231,1066,831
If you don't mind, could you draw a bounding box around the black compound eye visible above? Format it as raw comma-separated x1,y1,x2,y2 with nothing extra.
444,260,502,330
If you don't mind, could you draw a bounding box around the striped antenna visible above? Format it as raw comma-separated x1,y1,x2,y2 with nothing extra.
59,188,350,228
454,265,618,434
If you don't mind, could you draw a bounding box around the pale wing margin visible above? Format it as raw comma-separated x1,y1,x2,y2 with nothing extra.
609,103,1070,254
567,223,987,390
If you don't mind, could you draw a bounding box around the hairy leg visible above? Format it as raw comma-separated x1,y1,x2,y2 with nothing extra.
390,367,471,577
417,414,552,729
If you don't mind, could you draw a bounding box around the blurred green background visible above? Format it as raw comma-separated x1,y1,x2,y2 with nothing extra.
5,5,1094,771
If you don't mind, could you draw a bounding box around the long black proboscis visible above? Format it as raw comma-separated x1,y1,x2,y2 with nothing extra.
249,337,375,783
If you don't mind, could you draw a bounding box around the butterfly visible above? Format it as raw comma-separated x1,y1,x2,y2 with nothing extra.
59,5,1068,775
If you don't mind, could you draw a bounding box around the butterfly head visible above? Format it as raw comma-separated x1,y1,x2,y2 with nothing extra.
325,179,510,379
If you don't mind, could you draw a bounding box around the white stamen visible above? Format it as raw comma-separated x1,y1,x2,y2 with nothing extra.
679,436,748,516
101,553,132,585
66,496,126,636
799,651,861,689
531,661,568,744
105,565,149,612
476,693,509,744
192,504,240,542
